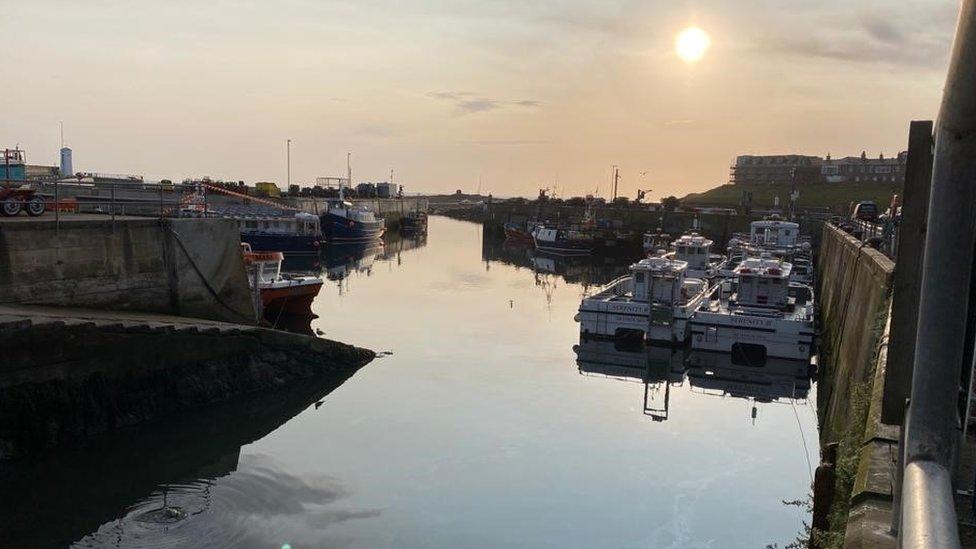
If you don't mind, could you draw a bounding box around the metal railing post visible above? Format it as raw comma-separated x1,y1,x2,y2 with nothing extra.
111,180,116,226
54,178,60,238
900,1,976,547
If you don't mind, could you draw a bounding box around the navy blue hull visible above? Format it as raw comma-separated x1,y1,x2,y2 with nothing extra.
321,213,385,242
241,232,321,254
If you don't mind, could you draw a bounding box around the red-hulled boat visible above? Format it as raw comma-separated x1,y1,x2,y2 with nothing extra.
242,244,323,317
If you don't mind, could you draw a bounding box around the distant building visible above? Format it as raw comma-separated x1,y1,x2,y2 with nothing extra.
376,181,398,198
356,182,376,197
820,151,907,184
60,147,73,177
1,148,26,181
731,151,907,185
730,155,822,185
26,164,61,180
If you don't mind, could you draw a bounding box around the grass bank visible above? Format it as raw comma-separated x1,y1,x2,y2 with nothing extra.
681,182,902,211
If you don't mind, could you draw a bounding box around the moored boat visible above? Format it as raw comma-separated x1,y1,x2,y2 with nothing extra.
400,210,428,235
242,243,323,318
238,211,323,255
321,198,385,243
690,256,815,362
503,220,542,243
669,232,727,281
577,256,709,345
533,225,594,255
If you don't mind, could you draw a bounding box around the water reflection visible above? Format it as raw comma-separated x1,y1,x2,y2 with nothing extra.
481,234,632,295
319,234,428,294
574,339,686,421
5,217,818,548
0,372,361,548
574,339,815,425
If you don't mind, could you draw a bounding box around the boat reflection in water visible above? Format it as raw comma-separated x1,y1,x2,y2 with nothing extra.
0,371,365,549
574,338,815,423
482,235,631,293
574,339,686,421
320,233,428,294
685,350,814,423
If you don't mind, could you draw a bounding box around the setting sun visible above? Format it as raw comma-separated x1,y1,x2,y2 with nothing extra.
676,26,711,62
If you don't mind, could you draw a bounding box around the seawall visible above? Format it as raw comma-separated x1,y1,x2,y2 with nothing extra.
0,216,256,324
443,201,825,250
814,223,897,547
0,305,375,461
817,224,894,442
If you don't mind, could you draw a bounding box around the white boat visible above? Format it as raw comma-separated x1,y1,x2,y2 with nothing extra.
722,217,813,281
690,256,815,361
669,233,727,280
641,229,671,254
577,256,709,345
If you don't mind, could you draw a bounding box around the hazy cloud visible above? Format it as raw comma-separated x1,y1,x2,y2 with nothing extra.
460,139,551,145
759,6,955,68
428,91,542,114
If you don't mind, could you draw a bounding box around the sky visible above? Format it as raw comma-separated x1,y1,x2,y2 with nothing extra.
2,0,960,199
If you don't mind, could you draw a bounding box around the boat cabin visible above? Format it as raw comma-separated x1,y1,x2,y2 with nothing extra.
748,220,800,249
734,257,792,308
326,198,378,223
631,257,689,305
241,243,284,284
239,212,320,237
671,233,713,273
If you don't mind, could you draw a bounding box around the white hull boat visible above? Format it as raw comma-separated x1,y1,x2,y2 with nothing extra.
577,256,709,345
690,257,815,362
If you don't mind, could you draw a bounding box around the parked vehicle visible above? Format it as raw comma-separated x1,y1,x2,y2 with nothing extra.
0,186,46,217
852,201,879,222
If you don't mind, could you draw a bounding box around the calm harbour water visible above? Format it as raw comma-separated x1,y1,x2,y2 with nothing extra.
5,216,818,548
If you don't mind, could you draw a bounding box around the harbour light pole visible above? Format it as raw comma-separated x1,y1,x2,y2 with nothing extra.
286,139,291,188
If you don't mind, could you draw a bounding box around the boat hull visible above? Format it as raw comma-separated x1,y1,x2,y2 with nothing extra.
578,302,692,345
534,238,592,255
321,213,386,242
503,223,535,243
688,311,814,361
400,216,428,235
261,280,323,317
241,232,321,255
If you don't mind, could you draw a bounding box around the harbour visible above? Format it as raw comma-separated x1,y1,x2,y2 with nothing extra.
7,1,976,546
0,216,819,548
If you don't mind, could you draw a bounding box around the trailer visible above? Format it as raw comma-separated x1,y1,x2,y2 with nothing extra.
0,186,46,217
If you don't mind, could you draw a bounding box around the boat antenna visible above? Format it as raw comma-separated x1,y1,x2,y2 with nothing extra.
344,152,350,201
59,121,64,149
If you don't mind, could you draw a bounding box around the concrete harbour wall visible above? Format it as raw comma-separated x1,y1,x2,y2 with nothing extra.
814,223,898,548
0,217,255,324
0,306,375,461
816,224,894,442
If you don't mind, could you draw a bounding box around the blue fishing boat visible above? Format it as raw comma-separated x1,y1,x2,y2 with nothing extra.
319,153,385,243
240,212,323,254
321,199,385,242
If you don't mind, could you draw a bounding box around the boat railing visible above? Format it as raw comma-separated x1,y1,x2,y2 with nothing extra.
589,275,633,299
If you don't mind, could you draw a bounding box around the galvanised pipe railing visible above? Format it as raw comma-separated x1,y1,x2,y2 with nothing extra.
898,0,976,546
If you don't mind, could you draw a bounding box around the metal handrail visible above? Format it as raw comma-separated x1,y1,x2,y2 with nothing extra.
896,1,976,546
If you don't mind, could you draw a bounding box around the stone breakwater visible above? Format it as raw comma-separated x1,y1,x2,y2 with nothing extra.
0,305,375,460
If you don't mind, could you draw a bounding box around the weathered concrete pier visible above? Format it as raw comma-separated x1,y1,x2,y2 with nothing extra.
0,214,375,461
0,304,373,460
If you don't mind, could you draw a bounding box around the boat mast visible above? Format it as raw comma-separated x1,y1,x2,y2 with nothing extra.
343,152,350,202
